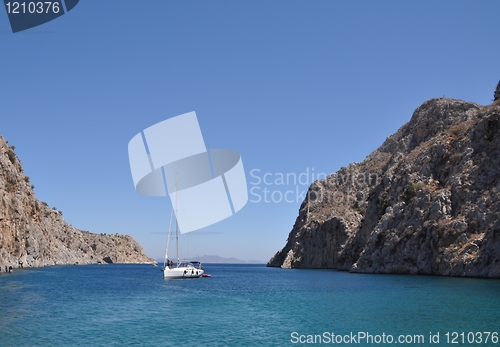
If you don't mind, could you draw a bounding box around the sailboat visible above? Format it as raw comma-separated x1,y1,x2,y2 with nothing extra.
128,112,248,278
162,177,204,279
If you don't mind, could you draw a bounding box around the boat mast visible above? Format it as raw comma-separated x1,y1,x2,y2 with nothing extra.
175,173,179,263
163,208,174,268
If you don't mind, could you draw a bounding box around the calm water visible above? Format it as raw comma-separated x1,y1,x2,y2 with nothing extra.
1,264,500,346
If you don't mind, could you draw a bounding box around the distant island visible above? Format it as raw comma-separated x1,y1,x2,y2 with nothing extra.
269,83,500,278
0,135,154,272
156,255,264,264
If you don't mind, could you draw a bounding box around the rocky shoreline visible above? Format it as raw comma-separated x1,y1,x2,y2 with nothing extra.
268,96,500,278
0,135,154,272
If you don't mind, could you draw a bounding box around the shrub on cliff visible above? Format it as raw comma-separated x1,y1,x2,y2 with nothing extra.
7,148,16,165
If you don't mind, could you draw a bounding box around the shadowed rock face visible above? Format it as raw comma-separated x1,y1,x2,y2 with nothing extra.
0,136,154,271
268,98,500,278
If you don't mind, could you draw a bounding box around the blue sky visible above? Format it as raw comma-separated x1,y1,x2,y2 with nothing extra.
1,1,499,262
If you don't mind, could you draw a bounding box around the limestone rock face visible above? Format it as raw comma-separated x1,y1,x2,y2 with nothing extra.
0,136,154,271
268,98,500,278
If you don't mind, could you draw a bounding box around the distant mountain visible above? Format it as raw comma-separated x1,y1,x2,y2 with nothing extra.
0,135,155,272
269,96,500,278
156,255,264,264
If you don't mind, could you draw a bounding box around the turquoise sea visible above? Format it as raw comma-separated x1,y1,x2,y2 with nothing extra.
1,264,500,346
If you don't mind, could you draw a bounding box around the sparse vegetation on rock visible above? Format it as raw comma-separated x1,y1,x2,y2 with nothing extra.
268,96,500,278
0,135,154,271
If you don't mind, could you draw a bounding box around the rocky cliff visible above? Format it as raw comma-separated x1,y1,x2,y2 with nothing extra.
268,97,500,278
0,135,154,272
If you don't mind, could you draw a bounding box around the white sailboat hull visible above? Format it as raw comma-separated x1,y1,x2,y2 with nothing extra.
163,266,204,279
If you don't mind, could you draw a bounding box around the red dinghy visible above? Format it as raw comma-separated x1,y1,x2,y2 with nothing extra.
202,274,211,278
